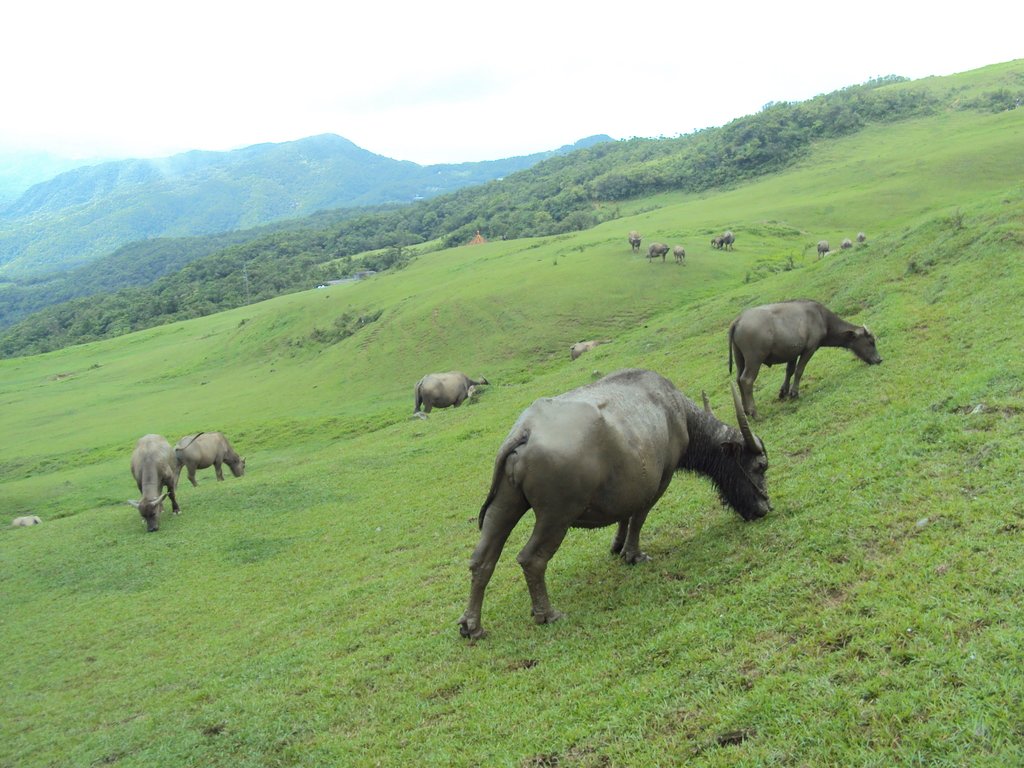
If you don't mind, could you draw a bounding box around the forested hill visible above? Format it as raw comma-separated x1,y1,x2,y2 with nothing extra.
0,133,611,277
1,61,1022,359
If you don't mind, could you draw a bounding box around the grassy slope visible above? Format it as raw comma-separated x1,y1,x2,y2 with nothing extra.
2,87,1023,765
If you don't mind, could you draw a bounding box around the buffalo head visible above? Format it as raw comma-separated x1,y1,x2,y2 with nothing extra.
128,493,168,532
721,385,771,521
846,326,882,366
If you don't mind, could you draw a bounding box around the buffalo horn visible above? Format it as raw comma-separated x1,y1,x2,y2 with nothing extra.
731,382,763,455
701,390,714,416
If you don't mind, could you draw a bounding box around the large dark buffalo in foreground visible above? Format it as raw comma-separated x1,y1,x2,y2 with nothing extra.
458,369,770,639
729,299,882,418
128,434,181,532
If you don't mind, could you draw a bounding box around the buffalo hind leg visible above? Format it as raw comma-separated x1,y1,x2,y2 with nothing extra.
517,515,573,625
459,492,529,640
738,362,762,419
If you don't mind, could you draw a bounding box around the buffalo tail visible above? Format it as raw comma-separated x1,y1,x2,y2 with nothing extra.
478,429,530,529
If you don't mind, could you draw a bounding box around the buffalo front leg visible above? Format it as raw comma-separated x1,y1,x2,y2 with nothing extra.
168,485,181,515
789,350,817,399
517,515,572,626
214,460,225,481
459,495,528,640
610,521,628,555
779,361,797,399
618,510,652,564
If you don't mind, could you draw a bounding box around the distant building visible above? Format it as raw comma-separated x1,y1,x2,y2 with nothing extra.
316,270,377,288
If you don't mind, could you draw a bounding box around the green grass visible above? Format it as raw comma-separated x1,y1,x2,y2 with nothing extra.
2,68,1024,767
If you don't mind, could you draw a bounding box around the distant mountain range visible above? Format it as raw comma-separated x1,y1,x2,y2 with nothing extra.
0,150,101,206
0,133,611,278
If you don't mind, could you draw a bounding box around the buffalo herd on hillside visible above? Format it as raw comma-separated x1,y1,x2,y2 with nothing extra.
16,224,881,641
633,228,865,261
817,231,866,258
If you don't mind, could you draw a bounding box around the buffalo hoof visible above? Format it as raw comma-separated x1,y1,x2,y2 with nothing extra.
623,551,650,565
458,616,486,640
532,608,564,625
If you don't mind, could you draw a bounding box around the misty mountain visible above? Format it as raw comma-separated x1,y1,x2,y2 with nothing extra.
0,150,101,207
0,133,611,277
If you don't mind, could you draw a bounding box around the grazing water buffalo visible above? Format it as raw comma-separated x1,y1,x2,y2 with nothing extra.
175,432,246,487
458,369,771,639
857,232,867,243
628,231,642,253
841,238,853,250
729,299,883,419
414,372,488,416
11,516,41,527
647,242,669,262
711,231,735,250
128,434,181,532
817,240,830,257
673,245,686,264
570,339,611,360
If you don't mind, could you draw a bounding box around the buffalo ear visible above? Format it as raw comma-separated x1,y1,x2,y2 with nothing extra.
127,500,140,508
720,436,744,456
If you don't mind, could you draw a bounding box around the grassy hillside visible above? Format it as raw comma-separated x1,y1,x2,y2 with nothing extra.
1,88,1023,765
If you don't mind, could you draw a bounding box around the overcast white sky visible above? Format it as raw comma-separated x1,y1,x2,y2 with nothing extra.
2,0,1019,165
